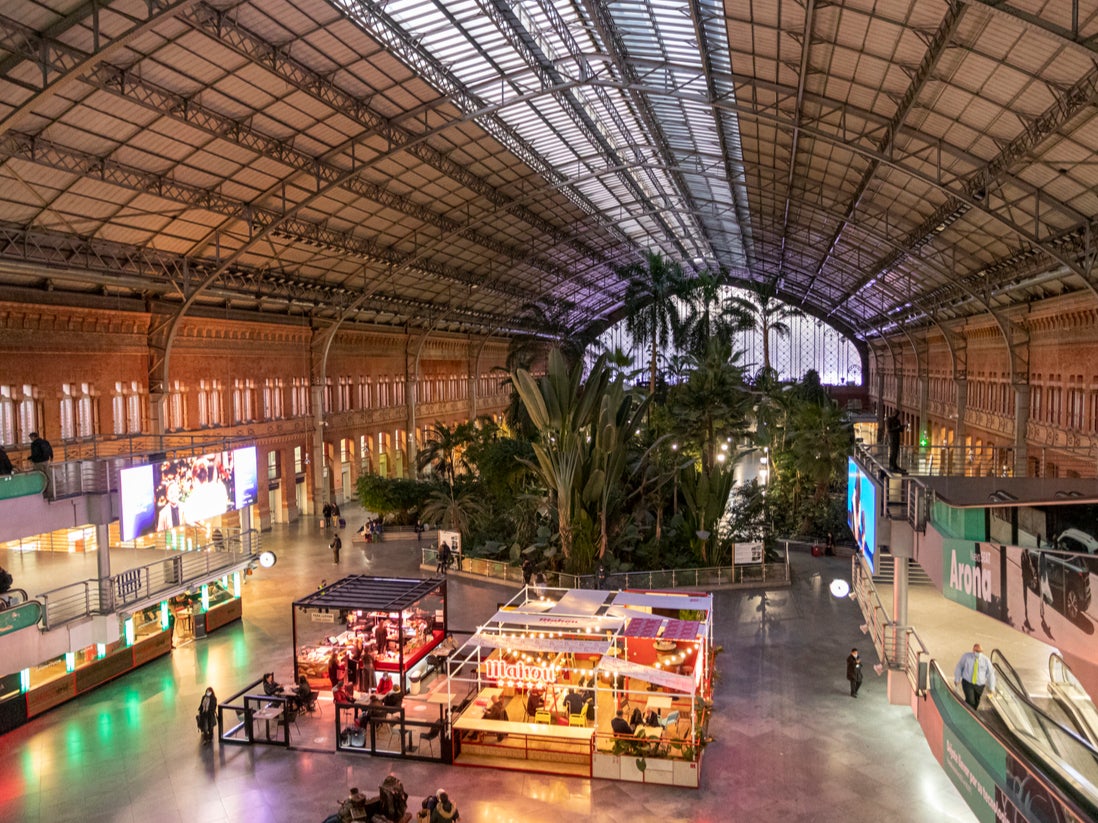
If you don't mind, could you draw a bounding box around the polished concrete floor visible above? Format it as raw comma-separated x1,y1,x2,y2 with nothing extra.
2,505,985,823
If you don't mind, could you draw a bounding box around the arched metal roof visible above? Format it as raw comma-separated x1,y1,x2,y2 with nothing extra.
0,0,1095,342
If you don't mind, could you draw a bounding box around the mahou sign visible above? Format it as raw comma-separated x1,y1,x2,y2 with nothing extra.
484,658,558,684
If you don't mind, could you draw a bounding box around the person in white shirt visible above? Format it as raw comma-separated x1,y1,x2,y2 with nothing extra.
954,643,997,709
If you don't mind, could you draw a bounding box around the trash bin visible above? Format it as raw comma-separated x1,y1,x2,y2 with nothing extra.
193,610,208,639
408,670,423,695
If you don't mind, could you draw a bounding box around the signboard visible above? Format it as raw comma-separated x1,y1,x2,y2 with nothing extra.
599,654,694,693
734,541,763,564
474,635,611,655
438,530,462,556
484,658,560,684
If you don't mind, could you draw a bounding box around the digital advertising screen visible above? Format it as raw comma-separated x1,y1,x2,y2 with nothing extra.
118,445,259,542
847,457,880,574
232,446,259,509
119,464,157,542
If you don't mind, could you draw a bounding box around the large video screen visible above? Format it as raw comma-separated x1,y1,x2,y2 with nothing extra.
847,457,880,574
119,446,259,541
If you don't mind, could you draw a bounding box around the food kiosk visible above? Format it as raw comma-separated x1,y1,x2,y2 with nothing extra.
443,586,713,786
292,576,447,693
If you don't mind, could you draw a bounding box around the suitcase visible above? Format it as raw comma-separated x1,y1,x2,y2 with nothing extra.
339,517,347,528
811,545,823,557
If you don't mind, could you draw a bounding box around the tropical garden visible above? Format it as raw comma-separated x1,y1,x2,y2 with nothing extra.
357,253,855,576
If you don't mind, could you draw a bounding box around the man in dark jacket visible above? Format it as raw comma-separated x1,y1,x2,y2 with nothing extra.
846,648,863,698
29,432,53,497
0,446,13,476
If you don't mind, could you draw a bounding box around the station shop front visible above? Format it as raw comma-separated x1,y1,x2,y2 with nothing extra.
0,445,263,736
442,586,714,786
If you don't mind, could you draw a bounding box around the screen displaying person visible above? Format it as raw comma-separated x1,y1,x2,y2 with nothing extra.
157,479,187,530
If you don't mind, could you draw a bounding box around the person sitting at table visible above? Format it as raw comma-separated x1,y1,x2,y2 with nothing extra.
294,674,315,712
611,708,634,736
357,695,389,734
262,672,283,696
376,671,393,696
483,693,508,722
563,688,586,717
482,693,509,741
333,680,355,705
525,688,544,719
382,686,403,708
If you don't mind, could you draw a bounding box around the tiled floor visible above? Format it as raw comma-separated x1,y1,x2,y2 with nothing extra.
1,506,981,822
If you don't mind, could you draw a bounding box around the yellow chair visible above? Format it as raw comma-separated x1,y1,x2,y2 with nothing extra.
568,699,590,726
534,708,552,724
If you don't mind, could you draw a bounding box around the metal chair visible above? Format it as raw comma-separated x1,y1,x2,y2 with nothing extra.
419,723,442,755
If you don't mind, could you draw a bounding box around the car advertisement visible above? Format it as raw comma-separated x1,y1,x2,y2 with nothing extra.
925,531,1098,702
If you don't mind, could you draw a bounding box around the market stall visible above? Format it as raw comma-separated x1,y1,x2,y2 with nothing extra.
443,586,713,786
292,576,447,695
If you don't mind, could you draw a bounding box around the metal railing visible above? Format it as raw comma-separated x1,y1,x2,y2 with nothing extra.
858,441,1098,479
851,554,906,672
420,544,791,590
37,530,260,629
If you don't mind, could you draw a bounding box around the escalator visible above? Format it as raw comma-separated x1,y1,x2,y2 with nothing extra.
1049,653,1098,750
987,650,1098,810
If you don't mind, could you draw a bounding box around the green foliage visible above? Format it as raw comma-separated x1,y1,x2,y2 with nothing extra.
619,251,689,395
355,474,435,520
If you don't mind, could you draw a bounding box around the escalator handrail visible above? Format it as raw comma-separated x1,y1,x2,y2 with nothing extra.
990,648,1026,695
927,658,1098,820
989,649,1098,759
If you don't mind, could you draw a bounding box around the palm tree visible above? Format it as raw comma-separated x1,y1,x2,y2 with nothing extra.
678,269,753,357
726,280,804,375
619,251,688,396
667,340,752,473
416,422,475,487
420,482,486,537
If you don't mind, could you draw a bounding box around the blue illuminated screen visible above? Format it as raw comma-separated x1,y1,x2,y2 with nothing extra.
847,457,879,574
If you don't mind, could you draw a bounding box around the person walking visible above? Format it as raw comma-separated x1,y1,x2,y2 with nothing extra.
196,686,218,743
846,648,863,698
0,445,13,476
322,502,333,529
330,533,342,564
436,542,451,574
29,431,53,497
954,643,996,709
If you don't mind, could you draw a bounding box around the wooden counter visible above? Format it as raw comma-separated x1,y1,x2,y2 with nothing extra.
453,716,593,739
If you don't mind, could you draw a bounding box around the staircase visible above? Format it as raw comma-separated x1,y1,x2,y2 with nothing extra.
871,554,934,586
